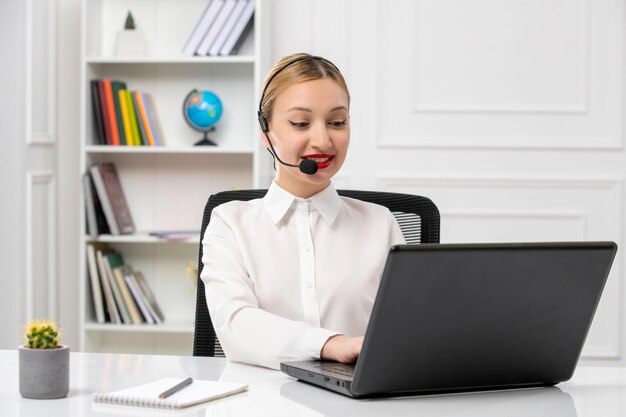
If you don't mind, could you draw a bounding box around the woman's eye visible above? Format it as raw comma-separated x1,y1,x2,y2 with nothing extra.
329,120,347,127
288,121,309,128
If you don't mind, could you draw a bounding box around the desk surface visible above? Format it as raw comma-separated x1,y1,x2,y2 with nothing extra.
1,349,625,416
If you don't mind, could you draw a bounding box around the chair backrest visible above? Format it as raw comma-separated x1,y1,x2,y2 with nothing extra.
193,189,440,357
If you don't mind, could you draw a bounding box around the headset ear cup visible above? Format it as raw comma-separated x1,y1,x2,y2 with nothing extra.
257,111,269,133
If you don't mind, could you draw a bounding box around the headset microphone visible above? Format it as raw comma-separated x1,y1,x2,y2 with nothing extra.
299,158,319,175
267,146,318,175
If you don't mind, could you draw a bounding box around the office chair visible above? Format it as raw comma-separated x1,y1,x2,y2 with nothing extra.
193,189,440,357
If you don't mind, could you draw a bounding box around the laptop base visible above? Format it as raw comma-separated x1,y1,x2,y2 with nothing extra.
282,361,557,398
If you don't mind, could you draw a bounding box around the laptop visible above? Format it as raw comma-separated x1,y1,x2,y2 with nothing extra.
280,242,617,398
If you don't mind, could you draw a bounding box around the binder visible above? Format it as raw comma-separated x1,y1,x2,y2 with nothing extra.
219,0,254,56
182,0,225,56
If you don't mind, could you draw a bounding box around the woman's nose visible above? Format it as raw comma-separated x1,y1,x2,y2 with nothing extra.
309,123,332,150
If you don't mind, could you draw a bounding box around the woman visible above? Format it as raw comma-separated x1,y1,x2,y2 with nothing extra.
201,53,405,370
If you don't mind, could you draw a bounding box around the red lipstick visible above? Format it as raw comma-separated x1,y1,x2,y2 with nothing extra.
301,154,334,170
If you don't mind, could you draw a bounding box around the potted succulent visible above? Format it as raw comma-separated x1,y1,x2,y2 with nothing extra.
19,320,69,399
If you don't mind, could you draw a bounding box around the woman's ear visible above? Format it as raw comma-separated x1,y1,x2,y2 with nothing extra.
259,127,270,149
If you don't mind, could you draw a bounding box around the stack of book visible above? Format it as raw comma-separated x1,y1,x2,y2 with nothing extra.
90,79,164,146
87,244,165,325
83,162,135,236
183,0,255,56
148,230,201,241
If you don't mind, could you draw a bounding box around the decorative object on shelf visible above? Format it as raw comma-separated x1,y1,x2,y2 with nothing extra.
183,89,223,146
187,261,198,283
116,11,145,57
19,320,70,399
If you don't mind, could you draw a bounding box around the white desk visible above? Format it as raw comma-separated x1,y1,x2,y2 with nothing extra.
1,350,625,416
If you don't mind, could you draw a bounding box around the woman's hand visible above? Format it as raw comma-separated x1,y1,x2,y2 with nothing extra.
320,335,364,363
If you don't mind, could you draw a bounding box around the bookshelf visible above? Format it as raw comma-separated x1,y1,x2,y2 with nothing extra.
79,0,271,354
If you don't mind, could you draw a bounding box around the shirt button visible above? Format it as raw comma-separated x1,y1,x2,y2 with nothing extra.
307,281,314,289
305,244,311,251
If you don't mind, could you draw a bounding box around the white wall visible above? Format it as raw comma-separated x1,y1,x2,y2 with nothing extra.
0,0,27,348
267,0,626,365
2,0,623,365
56,0,81,351
0,0,81,350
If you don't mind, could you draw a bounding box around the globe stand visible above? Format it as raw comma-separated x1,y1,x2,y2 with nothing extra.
194,127,217,146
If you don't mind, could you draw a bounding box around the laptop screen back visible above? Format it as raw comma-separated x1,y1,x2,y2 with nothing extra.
351,242,616,396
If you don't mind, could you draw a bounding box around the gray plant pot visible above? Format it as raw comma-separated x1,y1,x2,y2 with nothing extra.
19,344,69,399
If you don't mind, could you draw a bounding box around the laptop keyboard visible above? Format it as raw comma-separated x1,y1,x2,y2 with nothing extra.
291,361,356,380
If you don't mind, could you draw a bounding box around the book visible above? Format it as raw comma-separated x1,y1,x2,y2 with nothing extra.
182,0,223,56
86,171,111,235
118,89,135,147
219,0,254,56
86,243,108,324
113,265,144,324
131,91,148,146
103,80,121,145
133,271,166,322
141,93,165,146
90,80,106,145
134,91,155,146
196,0,235,56
111,81,129,145
148,230,200,241
97,81,112,145
125,273,157,324
91,163,135,235
93,378,248,409
90,165,119,235
96,248,121,324
104,251,131,324
83,173,98,237
209,0,248,56
125,90,142,146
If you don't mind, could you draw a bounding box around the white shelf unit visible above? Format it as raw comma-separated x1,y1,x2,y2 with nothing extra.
85,145,255,154
86,234,200,244
79,0,272,355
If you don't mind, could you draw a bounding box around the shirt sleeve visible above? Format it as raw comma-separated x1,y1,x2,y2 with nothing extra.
201,207,341,370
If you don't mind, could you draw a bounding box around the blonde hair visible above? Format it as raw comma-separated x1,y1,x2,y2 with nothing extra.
259,53,350,125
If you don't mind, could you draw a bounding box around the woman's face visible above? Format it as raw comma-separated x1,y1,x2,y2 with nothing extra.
262,77,350,197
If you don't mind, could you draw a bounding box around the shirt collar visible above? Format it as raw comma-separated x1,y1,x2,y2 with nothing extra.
264,181,342,226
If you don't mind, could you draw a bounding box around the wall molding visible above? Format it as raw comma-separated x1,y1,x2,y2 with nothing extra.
411,0,590,115
25,0,56,146
377,174,622,360
377,135,623,150
377,175,623,190
374,0,622,150
582,345,621,359
25,172,56,323
441,209,589,243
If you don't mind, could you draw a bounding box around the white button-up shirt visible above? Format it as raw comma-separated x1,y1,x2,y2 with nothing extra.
201,181,406,369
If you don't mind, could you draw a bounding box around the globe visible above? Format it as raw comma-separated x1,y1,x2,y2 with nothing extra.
183,89,223,146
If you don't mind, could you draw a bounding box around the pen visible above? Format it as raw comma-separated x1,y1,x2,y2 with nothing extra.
158,377,193,399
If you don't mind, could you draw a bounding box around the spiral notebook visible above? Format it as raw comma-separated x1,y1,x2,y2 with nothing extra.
93,378,248,409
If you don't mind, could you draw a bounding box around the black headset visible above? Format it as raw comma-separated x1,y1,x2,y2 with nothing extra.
256,55,341,175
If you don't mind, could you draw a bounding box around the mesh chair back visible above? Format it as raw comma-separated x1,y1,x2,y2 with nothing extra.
193,189,440,357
